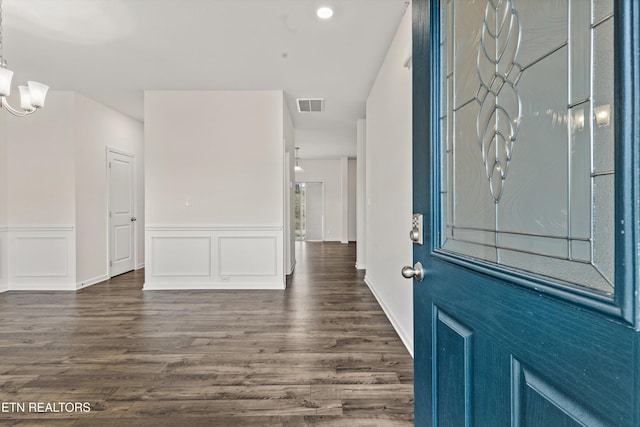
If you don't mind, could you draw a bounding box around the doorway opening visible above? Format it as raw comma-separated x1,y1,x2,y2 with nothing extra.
295,182,323,242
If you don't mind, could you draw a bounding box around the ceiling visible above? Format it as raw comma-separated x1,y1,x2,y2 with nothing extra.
2,0,408,157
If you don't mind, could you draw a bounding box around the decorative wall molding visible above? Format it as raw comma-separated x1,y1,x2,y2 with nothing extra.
7,226,76,291
136,263,145,270
146,225,282,232
144,226,285,290
365,275,414,358
7,225,75,232
151,235,212,277
218,236,278,276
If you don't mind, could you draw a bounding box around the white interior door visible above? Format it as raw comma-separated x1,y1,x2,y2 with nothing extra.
108,150,135,277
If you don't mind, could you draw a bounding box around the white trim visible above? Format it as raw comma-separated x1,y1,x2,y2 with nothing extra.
146,225,283,232
6,283,77,291
136,263,145,270
0,226,8,232
143,281,285,291
7,225,75,231
76,274,109,290
355,262,366,270
0,287,7,293
365,275,414,358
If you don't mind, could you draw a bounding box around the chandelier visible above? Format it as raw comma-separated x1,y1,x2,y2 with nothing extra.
0,0,48,117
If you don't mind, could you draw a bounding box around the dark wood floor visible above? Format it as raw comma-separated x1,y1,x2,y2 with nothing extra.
0,242,413,426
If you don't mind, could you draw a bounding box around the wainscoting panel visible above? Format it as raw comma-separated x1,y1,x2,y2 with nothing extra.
144,226,284,290
151,236,211,277
219,236,278,276
7,226,76,291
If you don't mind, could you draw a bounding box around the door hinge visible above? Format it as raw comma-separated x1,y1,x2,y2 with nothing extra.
109,162,112,168
109,261,113,267
109,211,112,218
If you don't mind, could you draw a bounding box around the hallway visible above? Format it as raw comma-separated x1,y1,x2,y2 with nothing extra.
0,242,414,426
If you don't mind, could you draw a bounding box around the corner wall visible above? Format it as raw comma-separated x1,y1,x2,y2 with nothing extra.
144,91,286,290
365,5,413,354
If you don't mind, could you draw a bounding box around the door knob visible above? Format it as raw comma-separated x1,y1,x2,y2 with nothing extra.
131,217,137,222
401,262,424,281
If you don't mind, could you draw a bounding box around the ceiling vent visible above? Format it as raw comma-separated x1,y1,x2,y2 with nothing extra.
297,98,324,113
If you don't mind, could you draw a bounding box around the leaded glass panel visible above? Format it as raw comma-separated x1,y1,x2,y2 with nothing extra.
439,0,615,294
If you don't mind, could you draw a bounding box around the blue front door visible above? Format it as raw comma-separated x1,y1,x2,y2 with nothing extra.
411,0,640,425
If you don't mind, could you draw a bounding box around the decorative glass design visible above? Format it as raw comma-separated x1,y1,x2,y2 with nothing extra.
476,0,522,202
439,0,615,295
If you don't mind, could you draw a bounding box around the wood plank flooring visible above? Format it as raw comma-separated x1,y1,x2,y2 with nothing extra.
0,242,413,426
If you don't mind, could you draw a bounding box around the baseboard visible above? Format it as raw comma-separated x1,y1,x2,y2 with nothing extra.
76,274,109,290
0,285,8,293
364,275,414,358
143,281,286,291
7,283,77,291
355,262,366,270
136,263,145,270
287,260,296,275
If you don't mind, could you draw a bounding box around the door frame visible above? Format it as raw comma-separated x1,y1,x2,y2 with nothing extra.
106,147,138,278
413,0,640,325
295,181,326,242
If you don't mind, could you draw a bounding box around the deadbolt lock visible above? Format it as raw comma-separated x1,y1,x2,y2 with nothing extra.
410,213,423,245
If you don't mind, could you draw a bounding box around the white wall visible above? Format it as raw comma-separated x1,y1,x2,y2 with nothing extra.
7,92,76,226
0,110,7,292
144,90,286,290
5,92,77,290
295,159,342,242
295,128,357,159
356,119,367,268
348,159,357,242
75,93,144,287
365,6,413,355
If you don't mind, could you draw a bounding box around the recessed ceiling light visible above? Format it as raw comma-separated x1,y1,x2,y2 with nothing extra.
316,6,334,20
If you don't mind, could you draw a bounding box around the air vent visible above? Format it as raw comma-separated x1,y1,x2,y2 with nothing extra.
297,98,324,113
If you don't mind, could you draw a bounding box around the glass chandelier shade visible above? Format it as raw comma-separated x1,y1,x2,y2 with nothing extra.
0,0,49,117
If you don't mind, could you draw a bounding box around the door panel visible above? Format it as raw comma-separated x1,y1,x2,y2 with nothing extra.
109,151,135,277
412,0,640,425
